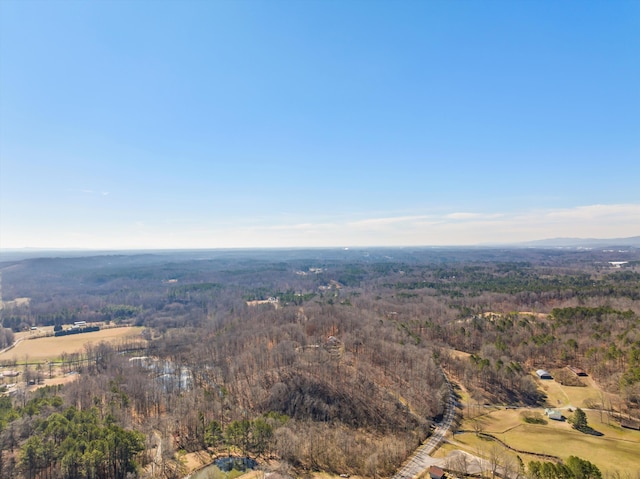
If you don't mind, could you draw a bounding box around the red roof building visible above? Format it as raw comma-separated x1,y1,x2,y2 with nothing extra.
429,465,446,479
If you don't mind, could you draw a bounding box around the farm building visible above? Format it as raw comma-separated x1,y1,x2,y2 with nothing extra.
568,366,587,376
429,465,446,479
545,409,564,421
536,369,553,379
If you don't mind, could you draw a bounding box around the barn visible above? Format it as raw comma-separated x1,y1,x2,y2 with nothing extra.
568,366,587,377
536,369,553,379
545,409,564,421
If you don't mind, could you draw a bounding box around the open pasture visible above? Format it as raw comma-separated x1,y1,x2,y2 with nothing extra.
457,406,640,475
536,374,606,409
0,326,145,362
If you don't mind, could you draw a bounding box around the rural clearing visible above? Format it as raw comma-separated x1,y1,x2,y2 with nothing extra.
443,374,640,475
451,408,640,473
0,326,145,362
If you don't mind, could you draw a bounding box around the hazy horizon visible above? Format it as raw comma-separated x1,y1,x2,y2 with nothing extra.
1,1,638,250
2,232,640,255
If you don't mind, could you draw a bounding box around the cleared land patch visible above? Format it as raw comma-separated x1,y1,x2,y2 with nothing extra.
497,420,640,473
0,297,31,308
534,373,615,411
447,374,640,475
439,432,547,473
455,406,640,474
0,326,145,362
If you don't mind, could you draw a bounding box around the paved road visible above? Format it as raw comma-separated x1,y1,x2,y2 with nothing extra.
392,372,456,479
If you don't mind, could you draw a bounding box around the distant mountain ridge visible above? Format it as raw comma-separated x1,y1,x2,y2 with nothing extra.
518,236,640,248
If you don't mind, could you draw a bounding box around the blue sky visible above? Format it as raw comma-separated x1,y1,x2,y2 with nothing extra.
1,0,638,249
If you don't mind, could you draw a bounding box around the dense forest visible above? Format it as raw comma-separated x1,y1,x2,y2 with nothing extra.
1,246,639,478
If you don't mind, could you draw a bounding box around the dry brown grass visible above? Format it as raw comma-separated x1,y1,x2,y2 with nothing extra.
535,374,608,409
0,297,31,308
456,407,640,475
26,373,79,392
452,371,640,474
0,326,145,362
181,451,214,473
446,348,471,360
14,326,55,341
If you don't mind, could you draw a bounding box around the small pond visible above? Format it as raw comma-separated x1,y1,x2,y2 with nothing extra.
190,457,258,479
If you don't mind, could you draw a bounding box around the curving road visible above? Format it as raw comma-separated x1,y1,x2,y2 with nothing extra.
393,371,456,479
0,336,25,356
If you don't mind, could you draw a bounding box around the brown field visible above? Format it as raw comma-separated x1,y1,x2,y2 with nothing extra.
481,311,548,320
0,297,31,308
14,325,56,341
517,311,548,319
27,373,80,392
180,451,214,474
246,299,279,308
445,348,471,361
0,326,145,362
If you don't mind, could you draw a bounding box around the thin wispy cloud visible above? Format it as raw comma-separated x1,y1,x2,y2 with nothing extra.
544,204,640,221
189,203,640,249
3,203,638,249
349,215,433,228
265,222,338,231
446,212,504,220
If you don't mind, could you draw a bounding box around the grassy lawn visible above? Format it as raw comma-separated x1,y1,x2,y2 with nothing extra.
456,406,640,475
443,431,549,469
537,376,604,409
473,407,535,432
0,326,145,362
498,422,640,473
444,361,638,475
442,370,640,475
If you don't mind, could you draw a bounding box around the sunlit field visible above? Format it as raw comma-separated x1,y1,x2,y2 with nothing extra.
0,326,145,362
